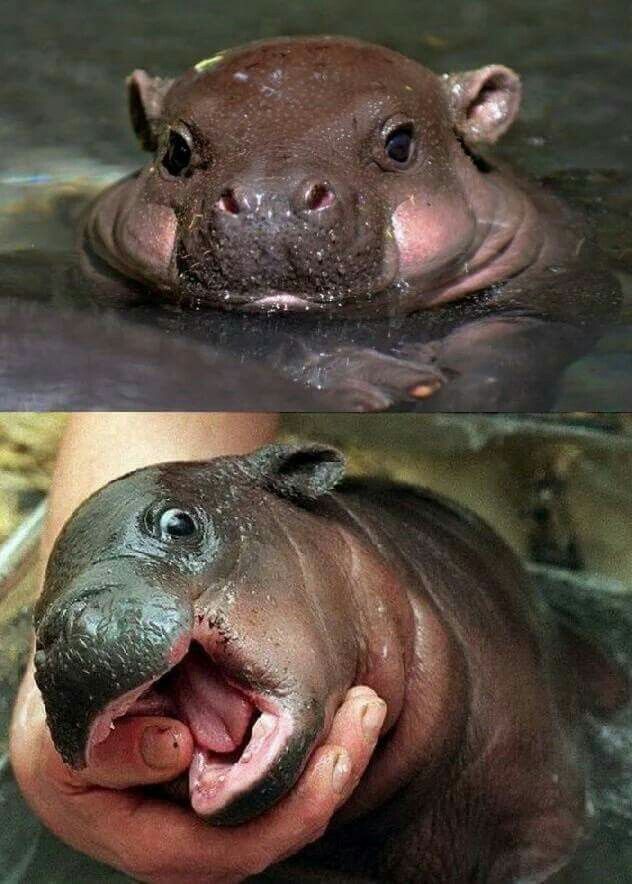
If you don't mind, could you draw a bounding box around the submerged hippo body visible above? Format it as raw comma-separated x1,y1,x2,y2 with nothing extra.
83,36,584,317
33,445,628,882
78,36,620,410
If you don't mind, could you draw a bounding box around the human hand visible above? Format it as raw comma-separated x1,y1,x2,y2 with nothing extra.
11,663,386,883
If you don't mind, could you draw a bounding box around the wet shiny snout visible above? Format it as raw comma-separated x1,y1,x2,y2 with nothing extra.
215,173,347,228
34,570,193,767
176,166,387,302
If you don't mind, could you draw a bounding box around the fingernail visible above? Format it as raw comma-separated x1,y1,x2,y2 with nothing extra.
361,700,386,742
346,686,377,702
140,725,180,769
331,750,352,793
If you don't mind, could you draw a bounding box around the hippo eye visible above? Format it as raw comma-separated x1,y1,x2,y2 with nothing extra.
158,508,198,539
385,125,414,165
162,130,192,177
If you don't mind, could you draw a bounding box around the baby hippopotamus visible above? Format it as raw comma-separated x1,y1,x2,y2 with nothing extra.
33,445,629,882
82,35,583,316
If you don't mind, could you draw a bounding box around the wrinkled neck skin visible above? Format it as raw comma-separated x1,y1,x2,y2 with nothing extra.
311,522,586,883
82,170,179,296
82,143,574,318
345,597,467,820
329,526,467,818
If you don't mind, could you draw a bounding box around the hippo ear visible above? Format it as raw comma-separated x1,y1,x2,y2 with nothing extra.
127,69,174,152
443,65,522,145
247,444,346,502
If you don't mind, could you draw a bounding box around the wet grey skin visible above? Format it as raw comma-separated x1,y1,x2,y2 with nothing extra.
34,445,629,880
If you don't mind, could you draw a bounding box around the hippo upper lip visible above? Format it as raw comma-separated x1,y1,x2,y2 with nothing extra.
84,638,261,761
175,211,397,311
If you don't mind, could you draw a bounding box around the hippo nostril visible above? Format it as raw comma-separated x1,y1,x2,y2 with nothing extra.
218,189,241,216
303,182,336,213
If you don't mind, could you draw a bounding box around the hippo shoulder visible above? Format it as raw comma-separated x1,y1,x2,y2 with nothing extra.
334,476,503,550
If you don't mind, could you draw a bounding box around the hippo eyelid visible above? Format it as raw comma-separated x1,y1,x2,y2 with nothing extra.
374,115,418,170
176,118,205,144
166,121,194,148
160,123,197,178
380,114,414,137
141,502,206,543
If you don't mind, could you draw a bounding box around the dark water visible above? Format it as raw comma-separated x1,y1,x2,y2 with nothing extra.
1,0,631,410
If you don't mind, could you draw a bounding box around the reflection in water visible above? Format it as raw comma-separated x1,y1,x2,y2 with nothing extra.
0,237,626,411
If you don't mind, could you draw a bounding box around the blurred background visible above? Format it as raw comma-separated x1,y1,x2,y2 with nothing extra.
3,0,631,258
3,0,631,176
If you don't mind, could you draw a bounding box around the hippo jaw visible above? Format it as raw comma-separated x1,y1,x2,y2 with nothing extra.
89,629,320,826
36,593,325,826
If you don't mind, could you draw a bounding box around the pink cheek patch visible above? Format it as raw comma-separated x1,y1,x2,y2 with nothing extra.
117,201,178,285
391,194,476,281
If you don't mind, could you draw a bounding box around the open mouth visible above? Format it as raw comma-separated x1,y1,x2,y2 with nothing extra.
85,635,295,821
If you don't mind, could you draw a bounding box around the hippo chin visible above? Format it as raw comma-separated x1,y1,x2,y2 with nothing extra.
81,35,569,317
34,445,629,879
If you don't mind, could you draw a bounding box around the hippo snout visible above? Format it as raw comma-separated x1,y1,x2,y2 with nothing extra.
216,174,344,227
34,571,193,768
176,167,388,308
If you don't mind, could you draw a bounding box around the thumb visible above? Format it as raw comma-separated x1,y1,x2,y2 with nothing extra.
80,716,194,789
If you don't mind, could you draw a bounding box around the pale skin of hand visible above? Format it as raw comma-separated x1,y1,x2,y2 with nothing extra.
9,413,388,883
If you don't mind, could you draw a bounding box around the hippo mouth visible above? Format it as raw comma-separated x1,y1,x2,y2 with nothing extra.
84,635,303,824
175,274,404,316
174,216,400,315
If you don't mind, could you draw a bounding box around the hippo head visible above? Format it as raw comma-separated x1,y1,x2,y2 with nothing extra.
88,36,525,315
33,445,384,824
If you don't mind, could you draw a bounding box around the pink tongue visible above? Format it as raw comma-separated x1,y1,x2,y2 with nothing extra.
174,646,253,753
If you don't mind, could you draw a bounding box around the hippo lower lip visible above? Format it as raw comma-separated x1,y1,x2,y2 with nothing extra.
85,627,298,823
246,292,311,312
